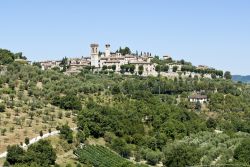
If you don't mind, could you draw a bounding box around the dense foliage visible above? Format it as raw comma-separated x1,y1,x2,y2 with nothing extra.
6,140,56,167
117,47,132,55
59,124,73,143
0,49,16,65
234,138,250,164
0,49,26,65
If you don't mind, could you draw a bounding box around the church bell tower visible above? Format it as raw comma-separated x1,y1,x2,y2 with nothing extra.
90,43,99,68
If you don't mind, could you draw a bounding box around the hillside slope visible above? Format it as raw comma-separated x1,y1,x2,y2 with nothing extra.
232,75,250,83
0,50,250,166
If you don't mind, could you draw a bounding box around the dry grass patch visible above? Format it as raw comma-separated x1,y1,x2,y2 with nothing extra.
47,135,80,167
0,106,76,153
87,137,106,146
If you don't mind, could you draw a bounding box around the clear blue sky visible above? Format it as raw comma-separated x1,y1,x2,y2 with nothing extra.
0,0,250,75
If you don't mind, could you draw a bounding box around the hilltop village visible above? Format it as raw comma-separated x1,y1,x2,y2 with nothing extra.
38,44,224,79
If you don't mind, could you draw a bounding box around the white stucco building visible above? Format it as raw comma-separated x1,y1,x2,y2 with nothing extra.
188,94,208,104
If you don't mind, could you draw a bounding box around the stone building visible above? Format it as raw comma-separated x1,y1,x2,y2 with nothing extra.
38,43,220,79
188,94,208,104
66,57,90,73
90,43,99,68
38,43,179,76
39,60,61,70
93,44,155,75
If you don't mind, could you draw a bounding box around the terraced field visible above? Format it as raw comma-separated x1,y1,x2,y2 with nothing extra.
74,145,146,167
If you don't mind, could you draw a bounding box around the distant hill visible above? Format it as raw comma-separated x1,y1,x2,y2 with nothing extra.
232,75,250,83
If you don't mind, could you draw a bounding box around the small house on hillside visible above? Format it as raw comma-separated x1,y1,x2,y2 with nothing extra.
188,94,208,104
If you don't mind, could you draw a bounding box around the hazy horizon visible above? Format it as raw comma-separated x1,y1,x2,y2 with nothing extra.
0,0,250,75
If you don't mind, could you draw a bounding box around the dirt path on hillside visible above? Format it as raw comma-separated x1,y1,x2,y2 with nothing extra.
0,127,77,158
